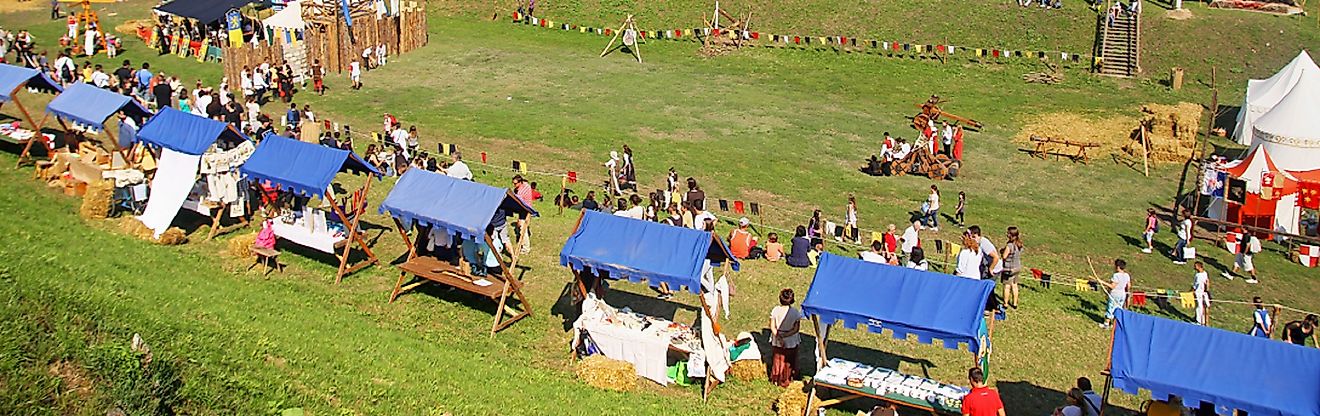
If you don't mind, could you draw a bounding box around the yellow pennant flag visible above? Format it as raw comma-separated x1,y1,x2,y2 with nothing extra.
1179,292,1196,308
1075,279,1090,292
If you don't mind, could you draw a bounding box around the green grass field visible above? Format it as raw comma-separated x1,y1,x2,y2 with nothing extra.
1,1,1317,415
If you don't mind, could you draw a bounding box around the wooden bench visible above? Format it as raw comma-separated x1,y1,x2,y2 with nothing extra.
1027,135,1100,164
249,246,284,275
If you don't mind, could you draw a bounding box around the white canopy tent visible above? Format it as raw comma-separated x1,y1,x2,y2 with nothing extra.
1231,50,1318,145
1251,66,1320,172
262,1,304,31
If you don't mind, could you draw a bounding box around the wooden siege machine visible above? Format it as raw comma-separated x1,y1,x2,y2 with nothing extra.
700,2,753,51
60,0,113,54
912,95,984,131
381,169,536,335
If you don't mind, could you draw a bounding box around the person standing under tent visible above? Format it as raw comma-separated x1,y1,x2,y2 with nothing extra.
1171,211,1192,265
1141,208,1157,254
1192,261,1210,325
1000,227,1024,309
1098,259,1131,329
1223,232,1261,284
844,195,859,244
961,367,1006,416
1249,297,1273,338
768,288,802,388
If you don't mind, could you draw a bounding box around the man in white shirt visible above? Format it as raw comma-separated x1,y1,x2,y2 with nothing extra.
969,225,1002,278
1193,261,1210,325
1098,259,1131,329
390,124,410,159
446,152,473,180
1172,213,1192,265
90,65,109,87
859,241,888,264
613,194,645,220
53,52,76,84
900,220,920,258
941,122,954,157
694,210,716,230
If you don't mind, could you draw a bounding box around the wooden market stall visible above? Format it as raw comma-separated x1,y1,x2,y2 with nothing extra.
42,83,153,187
559,210,741,399
378,168,538,334
0,63,63,166
802,254,996,415
238,134,381,283
134,107,252,241
1103,309,1320,415
300,0,428,74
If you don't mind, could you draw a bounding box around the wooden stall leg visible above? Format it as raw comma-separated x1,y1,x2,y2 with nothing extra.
389,270,409,303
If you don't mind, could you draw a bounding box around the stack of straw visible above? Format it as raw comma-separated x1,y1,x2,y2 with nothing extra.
575,355,637,392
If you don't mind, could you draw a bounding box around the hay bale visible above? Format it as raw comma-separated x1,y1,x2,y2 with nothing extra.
79,180,114,220
1140,102,1201,162
157,228,187,245
574,355,637,392
115,19,152,36
730,360,765,382
228,232,258,258
118,218,188,245
773,381,819,416
1014,112,1138,157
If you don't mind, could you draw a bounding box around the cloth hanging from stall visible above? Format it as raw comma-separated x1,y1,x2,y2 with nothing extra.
572,295,672,385
138,149,202,237
698,261,730,383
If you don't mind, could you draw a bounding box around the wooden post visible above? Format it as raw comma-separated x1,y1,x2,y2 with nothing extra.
1141,124,1149,177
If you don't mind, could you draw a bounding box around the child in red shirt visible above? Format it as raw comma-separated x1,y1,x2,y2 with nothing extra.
961,367,1005,416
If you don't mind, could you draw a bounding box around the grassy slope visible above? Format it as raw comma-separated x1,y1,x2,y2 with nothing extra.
1,1,1318,415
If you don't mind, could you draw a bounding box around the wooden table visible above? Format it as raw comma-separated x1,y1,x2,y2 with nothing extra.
1027,135,1100,164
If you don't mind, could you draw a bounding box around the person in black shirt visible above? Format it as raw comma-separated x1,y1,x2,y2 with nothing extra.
205,92,223,120
581,191,600,211
113,60,133,85
223,98,242,125
151,80,173,109
1282,314,1318,347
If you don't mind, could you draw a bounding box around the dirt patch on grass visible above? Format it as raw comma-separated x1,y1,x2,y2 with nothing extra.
48,360,94,400
1014,111,1139,159
0,1,42,14
634,126,711,143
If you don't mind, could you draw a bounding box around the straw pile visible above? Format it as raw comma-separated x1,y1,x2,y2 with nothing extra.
1015,112,1138,156
228,232,258,258
115,20,153,36
730,360,765,382
575,355,637,392
118,218,187,245
773,381,818,416
79,180,114,220
1136,102,1201,162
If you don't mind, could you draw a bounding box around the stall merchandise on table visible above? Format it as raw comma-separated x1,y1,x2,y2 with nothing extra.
574,296,703,385
269,206,349,253
813,358,968,414
0,122,52,145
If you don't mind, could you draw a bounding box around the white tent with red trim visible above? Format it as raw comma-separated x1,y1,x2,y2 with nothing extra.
1232,50,1319,145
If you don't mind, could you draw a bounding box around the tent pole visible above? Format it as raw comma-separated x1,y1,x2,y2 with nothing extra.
16,112,50,167
805,316,828,416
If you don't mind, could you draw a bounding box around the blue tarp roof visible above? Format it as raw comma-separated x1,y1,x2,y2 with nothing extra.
0,63,61,102
1111,309,1320,416
239,134,380,197
558,210,740,295
378,169,538,240
137,107,247,155
802,253,995,354
45,83,150,127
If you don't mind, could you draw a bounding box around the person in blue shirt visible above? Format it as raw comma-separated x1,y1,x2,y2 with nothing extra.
134,62,153,92
285,102,300,129
1249,296,1274,338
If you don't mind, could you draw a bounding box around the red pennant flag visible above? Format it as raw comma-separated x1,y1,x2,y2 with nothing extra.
1132,292,1147,307
840,36,848,45
993,49,1001,58
640,31,647,38
480,151,488,163
794,36,801,44
734,201,745,214
567,171,578,183
712,28,721,36
675,29,682,37
605,28,612,36
751,32,760,39
937,45,946,53
892,42,901,51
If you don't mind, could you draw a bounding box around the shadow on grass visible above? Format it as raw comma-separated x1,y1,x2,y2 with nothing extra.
1062,292,1107,324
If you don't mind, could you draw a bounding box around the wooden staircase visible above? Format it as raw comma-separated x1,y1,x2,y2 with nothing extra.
1094,10,1140,77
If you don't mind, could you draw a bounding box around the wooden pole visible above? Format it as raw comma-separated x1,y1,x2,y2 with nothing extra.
1141,124,1149,177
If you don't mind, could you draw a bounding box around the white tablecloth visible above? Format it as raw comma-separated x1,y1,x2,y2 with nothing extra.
573,297,675,385
137,149,201,238
271,220,345,254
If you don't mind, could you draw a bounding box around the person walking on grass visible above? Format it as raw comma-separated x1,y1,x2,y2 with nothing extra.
1171,211,1192,265
1192,261,1209,325
1098,259,1130,329
1222,232,1261,284
954,191,966,228
1141,208,1157,254
924,185,941,231
1000,227,1024,309
844,195,859,244
349,58,362,90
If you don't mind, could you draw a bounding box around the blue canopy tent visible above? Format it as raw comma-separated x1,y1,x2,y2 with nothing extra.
1105,309,1320,416
0,63,62,165
240,134,382,283
801,253,996,414
558,210,739,399
136,107,247,156
559,209,739,295
377,168,538,333
46,83,151,136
